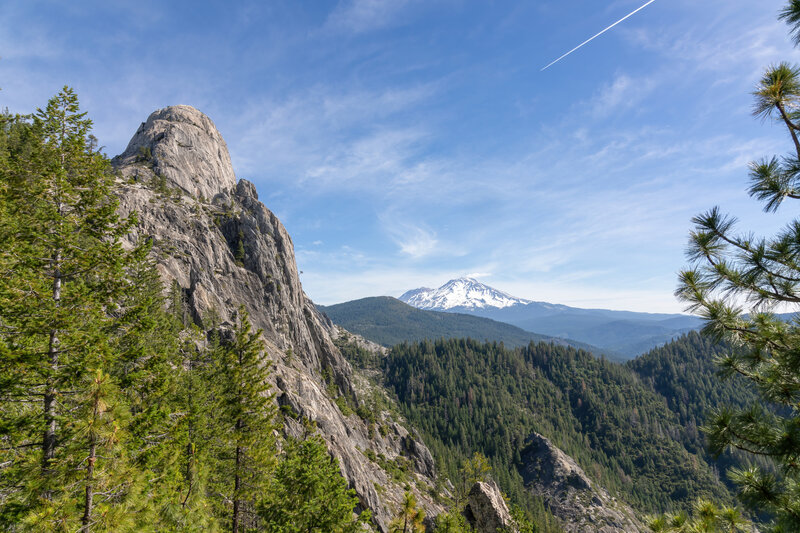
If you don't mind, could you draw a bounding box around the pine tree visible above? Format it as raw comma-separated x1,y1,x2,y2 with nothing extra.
675,3,800,530
389,490,426,533
646,498,750,532
258,433,370,532
0,88,139,530
454,452,492,508
171,333,219,531
208,308,278,532
110,255,210,530
433,510,472,533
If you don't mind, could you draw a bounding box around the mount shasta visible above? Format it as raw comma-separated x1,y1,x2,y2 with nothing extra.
398,277,703,358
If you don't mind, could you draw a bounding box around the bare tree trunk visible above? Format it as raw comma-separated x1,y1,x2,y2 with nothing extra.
80,376,102,533
81,436,97,533
232,438,241,533
42,247,62,497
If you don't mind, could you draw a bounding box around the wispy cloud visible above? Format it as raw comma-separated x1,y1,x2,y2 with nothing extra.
624,17,800,76
396,227,439,258
464,272,492,279
379,214,447,259
227,83,440,190
589,73,658,118
324,0,418,34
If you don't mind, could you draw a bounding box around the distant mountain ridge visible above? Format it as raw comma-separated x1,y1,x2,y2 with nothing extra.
318,296,612,357
399,277,704,359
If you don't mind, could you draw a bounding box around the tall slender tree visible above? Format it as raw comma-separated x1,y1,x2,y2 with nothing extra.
389,491,425,533
258,433,370,533
208,308,278,532
0,88,138,530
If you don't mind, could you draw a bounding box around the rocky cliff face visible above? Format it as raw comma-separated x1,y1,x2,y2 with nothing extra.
519,433,645,533
112,106,442,531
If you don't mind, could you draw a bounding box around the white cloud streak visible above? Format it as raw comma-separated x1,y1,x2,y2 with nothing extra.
541,0,658,71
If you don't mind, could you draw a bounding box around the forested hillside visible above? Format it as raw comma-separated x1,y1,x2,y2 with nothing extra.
627,332,769,482
334,331,783,528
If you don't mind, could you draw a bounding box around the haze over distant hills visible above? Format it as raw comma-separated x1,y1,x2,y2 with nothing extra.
399,277,704,358
317,296,609,357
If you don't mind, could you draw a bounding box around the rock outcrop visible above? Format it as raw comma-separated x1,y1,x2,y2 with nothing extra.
114,105,236,200
519,433,645,533
112,105,442,531
464,481,516,533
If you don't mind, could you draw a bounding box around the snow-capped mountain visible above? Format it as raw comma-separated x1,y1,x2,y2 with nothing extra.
397,277,705,358
399,277,532,310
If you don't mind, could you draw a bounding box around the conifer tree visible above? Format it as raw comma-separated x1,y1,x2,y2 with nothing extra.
675,3,800,530
389,490,426,533
433,510,471,533
111,255,207,529
0,88,138,530
646,498,750,532
171,333,218,531
258,433,370,532
454,452,491,508
208,308,278,532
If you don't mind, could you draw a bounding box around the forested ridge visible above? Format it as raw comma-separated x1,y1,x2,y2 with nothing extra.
627,332,770,481
341,334,762,524
319,296,607,356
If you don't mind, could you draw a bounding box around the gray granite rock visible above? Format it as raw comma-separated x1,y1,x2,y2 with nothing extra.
464,481,516,533
113,105,236,201
112,105,441,531
519,432,646,533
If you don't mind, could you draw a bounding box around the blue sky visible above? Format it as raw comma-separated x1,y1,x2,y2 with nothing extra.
4,0,800,312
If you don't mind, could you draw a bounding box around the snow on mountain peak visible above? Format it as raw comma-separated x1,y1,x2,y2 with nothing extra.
399,277,531,310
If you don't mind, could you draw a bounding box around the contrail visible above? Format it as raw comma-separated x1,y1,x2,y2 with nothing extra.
541,0,657,71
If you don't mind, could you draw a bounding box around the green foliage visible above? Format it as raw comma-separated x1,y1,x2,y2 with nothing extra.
137,145,152,163
259,435,370,532
0,87,141,531
382,338,733,524
453,452,492,507
674,4,800,530
208,308,279,531
627,332,771,488
235,229,245,265
433,510,472,532
509,503,550,533
333,333,383,370
389,490,425,533
646,498,751,532
0,88,374,533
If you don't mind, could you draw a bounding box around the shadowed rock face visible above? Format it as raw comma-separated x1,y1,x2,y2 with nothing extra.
519,433,646,533
112,105,441,531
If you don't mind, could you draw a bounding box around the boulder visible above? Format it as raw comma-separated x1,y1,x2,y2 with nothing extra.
464,481,516,533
